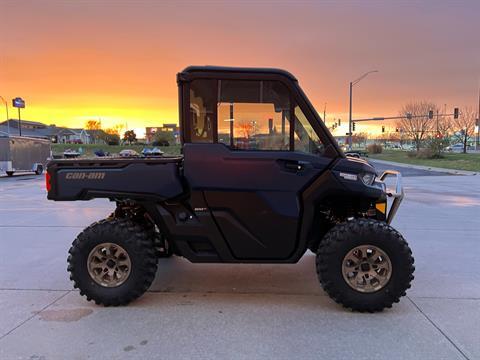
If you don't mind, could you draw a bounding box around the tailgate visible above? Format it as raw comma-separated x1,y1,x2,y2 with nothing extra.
46,158,184,201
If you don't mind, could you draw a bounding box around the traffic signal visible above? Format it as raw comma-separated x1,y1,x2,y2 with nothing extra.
382,126,385,133
338,118,341,126
406,112,412,120
428,110,434,119
352,122,356,131
454,108,459,119
395,128,399,132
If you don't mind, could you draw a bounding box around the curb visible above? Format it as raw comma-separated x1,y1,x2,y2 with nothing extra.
368,158,478,176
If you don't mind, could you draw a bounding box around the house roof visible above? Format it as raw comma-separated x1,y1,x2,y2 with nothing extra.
0,125,49,138
0,119,47,128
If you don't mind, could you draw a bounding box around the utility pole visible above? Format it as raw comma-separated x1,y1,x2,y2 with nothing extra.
323,103,326,124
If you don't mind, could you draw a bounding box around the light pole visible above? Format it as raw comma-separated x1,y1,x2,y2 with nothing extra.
477,84,480,150
0,95,9,135
348,70,378,150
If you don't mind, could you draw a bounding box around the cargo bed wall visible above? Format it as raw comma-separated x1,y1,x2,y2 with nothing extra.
47,158,184,201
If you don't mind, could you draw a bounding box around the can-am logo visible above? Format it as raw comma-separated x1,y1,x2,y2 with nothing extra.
65,172,106,180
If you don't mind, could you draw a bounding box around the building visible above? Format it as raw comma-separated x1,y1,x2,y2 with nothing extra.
0,119,98,144
0,119,57,140
145,124,180,144
56,128,91,144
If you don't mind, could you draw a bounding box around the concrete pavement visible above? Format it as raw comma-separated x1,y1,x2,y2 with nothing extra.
0,169,479,359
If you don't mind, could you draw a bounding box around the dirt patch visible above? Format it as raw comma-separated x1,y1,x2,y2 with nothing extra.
38,308,93,322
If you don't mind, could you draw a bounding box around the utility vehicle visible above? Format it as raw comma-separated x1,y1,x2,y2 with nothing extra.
46,66,414,312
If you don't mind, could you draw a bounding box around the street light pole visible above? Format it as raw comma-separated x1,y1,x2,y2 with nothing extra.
477,84,480,150
349,83,352,149
348,70,378,150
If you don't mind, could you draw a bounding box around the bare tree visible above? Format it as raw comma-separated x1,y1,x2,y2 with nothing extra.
397,101,438,151
452,107,477,153
85,120,102,144
352,132,368,148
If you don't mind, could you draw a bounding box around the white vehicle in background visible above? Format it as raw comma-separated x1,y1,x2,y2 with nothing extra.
118,149,140,158
446,143,468,152
0,136,51,176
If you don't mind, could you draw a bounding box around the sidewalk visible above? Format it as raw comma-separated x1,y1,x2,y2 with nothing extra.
369,158,478,176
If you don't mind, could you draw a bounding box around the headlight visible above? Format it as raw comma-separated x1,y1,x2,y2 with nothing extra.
361,172,376,186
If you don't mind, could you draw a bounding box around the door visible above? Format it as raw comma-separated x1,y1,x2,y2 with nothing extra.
184,78,333,260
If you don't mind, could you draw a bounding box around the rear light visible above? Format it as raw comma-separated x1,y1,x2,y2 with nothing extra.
46,172,51,192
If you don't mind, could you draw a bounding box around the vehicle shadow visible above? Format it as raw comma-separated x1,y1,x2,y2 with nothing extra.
149,253,325,297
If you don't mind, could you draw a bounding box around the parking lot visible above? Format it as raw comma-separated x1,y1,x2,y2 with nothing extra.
1,163,479,360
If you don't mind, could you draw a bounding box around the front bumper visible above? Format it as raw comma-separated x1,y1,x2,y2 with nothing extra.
377,170,404,224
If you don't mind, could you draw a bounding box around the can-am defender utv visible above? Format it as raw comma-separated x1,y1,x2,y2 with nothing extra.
46,66,414,312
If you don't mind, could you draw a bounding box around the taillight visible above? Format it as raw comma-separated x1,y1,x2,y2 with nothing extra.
46,172,51,192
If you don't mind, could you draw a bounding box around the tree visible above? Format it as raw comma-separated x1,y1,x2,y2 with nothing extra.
105,124,124,136
85,120,102,144
351,132,368,148
152,130,175,145
397,101,438,151
452,107,477,153
85,120,101,131
123,130,137,144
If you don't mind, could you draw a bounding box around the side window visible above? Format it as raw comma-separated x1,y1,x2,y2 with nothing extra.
190,80,216,143
217,80,291,151
294,105,325,155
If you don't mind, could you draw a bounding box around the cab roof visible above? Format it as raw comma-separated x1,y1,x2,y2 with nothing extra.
180,65,298,82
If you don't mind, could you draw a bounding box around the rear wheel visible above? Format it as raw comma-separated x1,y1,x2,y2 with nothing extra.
35,165,43,175
6,171,14,177
316,219,414,312
67,218,158,306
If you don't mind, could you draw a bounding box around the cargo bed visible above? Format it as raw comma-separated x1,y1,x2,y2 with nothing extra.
46,157,184,201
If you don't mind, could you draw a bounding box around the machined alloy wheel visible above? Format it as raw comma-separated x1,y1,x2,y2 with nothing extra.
342,245,392,293
316,219,414,312
87,243,132,287
68,218,158,306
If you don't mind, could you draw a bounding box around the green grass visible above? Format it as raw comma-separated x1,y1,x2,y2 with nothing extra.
52,143,182,157
369,150,480,172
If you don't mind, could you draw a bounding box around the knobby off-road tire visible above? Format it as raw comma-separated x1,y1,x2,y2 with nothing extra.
316,219,414,312
107,211,173,258
67,218,158,306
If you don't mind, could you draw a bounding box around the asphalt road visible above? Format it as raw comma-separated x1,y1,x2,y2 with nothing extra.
368,159,451,177
0,168,479,359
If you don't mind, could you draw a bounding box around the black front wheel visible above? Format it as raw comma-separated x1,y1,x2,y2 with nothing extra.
67,218,158,306
316,219,414,312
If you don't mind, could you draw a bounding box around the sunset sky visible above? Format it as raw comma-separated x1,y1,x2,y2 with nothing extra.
1,0,479,137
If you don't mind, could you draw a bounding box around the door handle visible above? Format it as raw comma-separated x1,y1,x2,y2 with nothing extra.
282,160,310,172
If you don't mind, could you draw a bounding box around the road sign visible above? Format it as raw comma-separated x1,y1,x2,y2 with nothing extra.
12,97,25,108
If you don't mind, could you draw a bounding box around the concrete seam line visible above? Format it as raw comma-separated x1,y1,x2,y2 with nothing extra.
0,225,86,228
407,296,470,360
0,288,73,292
0,290,71,342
